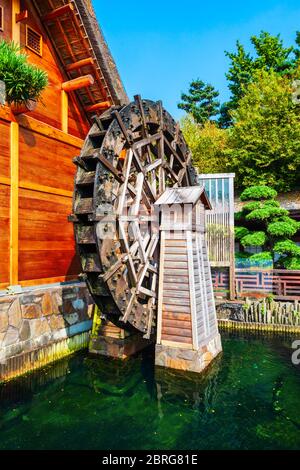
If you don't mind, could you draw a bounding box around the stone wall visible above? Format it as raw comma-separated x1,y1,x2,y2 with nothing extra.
0,282,94,381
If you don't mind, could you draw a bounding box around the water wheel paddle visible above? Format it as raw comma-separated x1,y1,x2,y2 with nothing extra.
71,96,197,338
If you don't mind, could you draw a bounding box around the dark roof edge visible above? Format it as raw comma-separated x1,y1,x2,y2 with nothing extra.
74,0,129,106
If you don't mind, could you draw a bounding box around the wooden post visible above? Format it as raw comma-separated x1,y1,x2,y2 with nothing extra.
61,90,68,134
10,122,19,286
12,0,20,43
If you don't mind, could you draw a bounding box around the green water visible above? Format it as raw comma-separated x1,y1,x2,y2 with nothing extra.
0,332,300,450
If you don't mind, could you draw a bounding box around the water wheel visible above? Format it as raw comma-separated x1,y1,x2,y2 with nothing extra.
71,96,197,339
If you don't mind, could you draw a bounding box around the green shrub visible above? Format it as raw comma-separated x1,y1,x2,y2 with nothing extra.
246,207,272,221
243,201,261,212
263,200,280,208
274,240,300,256
0,40,48,105
281,256,300,270
235,226,249,240
246,207,288,222
267,221,298,237
240,185,277,201
235,211,245,222
274,216,300,230
250,251,273,263
241,231,266,247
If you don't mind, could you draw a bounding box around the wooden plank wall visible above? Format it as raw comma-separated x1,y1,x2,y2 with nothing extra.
160,236,193,346
0,110,85,288
0,0,91,288
194,232,218,345
157,201,219,349
0,0,12,41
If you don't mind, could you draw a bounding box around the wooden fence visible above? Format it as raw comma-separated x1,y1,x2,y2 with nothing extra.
212,268,300,300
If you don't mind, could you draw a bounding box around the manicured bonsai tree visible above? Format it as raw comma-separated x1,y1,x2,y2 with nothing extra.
235,185,300,269
0,40,48,105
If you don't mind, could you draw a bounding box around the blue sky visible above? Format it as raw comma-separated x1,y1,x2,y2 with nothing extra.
95,0,300,119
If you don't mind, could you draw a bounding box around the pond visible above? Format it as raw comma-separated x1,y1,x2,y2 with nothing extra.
0,332,300,450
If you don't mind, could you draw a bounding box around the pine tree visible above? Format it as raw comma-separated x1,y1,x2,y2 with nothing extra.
178,79,220,125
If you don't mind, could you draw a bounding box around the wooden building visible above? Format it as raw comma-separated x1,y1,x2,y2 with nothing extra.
0,0,128,290
155,187,222,373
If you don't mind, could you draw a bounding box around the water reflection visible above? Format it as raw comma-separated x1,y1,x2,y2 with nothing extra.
155,354,222,416
1,333,300,450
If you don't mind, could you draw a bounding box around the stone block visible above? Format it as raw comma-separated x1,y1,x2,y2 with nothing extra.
22,304,40,319
8,299,22,328
48,315,66,331
19,321,31,342
64,313,79,326
155,334,222,374
41,293,53,316
52,291,63,314
62,299,75,315
30,318,51,338
3,327,19,347
0,332,6,346
0,306,9,334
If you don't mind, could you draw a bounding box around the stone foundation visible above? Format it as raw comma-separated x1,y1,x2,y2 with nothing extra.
89,320,151,359
0,282,94,381
155,334,222,374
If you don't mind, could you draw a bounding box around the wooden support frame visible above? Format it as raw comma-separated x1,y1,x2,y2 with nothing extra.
10,122,19,286
61,90,68,134
65,58,95,72
85,101,111,113
42,3,74,22
12,0,20,43
62,75,95,92
16,10,28,23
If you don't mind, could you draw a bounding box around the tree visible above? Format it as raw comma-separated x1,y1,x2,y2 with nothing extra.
178,79,220,125
235,185,300,269
220,31,295,127
225,69,300,192
181,115,228,174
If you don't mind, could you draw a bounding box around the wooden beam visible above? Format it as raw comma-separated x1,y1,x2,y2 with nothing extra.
62,75,94,92
19,181,73,198
65,58,95,72
10,122,19,286
16,10,28,23
0,176,11,186
85,101,111,113
0,107,83,148
42,3,74,22
61,90,68,134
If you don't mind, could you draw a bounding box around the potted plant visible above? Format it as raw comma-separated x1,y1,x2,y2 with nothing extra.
0,40,48,114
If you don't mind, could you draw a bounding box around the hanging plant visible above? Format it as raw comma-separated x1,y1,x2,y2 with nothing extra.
0,40,48,108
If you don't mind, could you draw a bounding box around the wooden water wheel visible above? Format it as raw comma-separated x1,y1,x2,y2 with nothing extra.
71,96,197,339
